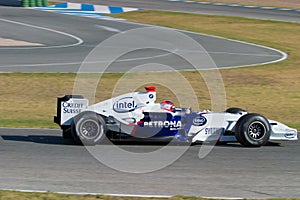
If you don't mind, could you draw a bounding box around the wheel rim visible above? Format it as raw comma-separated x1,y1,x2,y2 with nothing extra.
248,121,266,140
79,119,102,139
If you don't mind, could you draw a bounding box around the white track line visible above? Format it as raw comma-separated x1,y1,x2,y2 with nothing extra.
0,9,287,70
95,25,122,32
0,188,247,199
0,18,83,49
0,51,175,68
0,188,171,198
120,20,288,69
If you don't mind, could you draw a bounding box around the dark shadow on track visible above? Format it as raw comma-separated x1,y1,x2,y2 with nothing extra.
1,135,77,145
1,135,190,147
215,141,282,148
1,135,285,148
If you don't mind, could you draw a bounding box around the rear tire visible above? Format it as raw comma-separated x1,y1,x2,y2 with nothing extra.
71,112,106,146
62,127,72,139
62,129,72,139
235,113,271,147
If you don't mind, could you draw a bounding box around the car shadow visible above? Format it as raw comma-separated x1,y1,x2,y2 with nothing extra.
1,135,190,146
111,140,191,146
1,135,284,147
1,135,77,146
215,141,282,148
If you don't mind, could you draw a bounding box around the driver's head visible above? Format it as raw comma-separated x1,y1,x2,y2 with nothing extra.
160,100,175,112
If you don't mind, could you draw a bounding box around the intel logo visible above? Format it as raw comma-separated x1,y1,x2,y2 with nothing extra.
193,116,207,126
113,97,136,113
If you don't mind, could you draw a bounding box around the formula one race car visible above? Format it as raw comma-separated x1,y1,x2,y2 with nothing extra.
54,86,298,147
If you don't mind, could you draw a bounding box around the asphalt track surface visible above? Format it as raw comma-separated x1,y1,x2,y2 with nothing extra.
1,1,299,198
68,0,300,23
0,6,286,72
0,128,299,198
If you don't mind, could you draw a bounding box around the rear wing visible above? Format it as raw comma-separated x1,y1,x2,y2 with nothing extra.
54,95,89,126
54,86,157,127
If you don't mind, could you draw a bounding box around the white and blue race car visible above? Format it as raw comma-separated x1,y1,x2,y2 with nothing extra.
54,86,298,147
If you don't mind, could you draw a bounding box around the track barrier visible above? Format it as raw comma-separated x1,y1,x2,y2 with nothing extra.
22,0,48,7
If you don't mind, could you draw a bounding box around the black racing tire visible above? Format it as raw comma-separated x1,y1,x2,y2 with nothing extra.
226,107,246,114
235,113,271,147
62,128,72,139
71,112,107,146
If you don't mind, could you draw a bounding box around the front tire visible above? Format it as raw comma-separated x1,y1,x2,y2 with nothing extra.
226,107,246,114
235,113,271,147
71,112,106,146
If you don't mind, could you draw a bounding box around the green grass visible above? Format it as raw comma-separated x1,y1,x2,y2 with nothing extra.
191,0,300,10
1,190,300,200
0,191,126,199
48,1,62,6
0,11,299,130
0,191,215,200
0,190,156,200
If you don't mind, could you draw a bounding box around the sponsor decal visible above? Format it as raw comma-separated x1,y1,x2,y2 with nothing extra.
144,121,182,129
149,94,154,99
205,128,224,136
284,132,296,139
193,116,207,126
113,97,136,113
62,102,85,114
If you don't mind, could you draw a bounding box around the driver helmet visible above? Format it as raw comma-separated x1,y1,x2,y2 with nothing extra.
160,100,175,112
